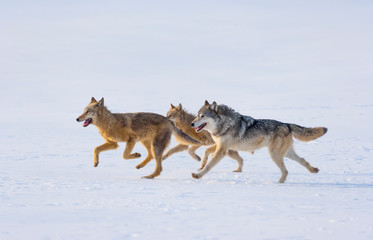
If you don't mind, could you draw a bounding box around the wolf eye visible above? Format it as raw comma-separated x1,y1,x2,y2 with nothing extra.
86,110,90,114
201,115,205,118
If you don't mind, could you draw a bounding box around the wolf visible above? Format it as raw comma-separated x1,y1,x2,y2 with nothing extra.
190,101,327,183
76,97,200,179
164,103,245,172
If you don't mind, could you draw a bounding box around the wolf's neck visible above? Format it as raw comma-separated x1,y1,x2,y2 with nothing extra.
174,111,195,128
94,107,115,129
212,116,233,137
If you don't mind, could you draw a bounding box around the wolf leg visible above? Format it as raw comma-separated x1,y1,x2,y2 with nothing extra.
192,147,227,179
123,139,141,160
136,140,153,169
93,141,119,167
188,145,201,161
227,150,243,172
286,147,319,173
162,144,188,160
200,145,216,170
143,131,171,179
268,150,288,183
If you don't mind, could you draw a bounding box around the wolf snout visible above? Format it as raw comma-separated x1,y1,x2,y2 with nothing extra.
76,118,80,122
190,122,195,127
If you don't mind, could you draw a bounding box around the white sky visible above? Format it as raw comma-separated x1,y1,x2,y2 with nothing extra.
1,1,372,115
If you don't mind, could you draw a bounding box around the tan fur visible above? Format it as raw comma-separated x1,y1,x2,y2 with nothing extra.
290,125,328,142
76,97,199,179
164,104,245,172
167,104,215,146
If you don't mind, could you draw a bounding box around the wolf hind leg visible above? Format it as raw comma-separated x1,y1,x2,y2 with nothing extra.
286,147,319,173
227,150,243,172
142,131,171,179
192,147,227,179
268,149,288,183
200,145,216,170
93,141,119,167
162,144,188,160
136,140,153,169
122,140,141,160
188,145,201,161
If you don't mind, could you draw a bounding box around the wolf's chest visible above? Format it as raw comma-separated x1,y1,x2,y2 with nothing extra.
98,128,129,142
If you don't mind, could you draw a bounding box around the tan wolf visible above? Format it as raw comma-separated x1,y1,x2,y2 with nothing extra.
76,97,200,179
164,103,245,172
191,101,327,183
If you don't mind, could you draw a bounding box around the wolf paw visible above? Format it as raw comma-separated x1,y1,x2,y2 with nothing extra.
312,167,319,173
133,153,141,158
233,169,242,172
136,164,143,169
142,175,154,179
192,173,201,179
278,179,286,183
93,161,99,167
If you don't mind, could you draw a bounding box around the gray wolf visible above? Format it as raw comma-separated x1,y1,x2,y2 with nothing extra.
164,103,245,172
76,97,200,179
190,101,327,183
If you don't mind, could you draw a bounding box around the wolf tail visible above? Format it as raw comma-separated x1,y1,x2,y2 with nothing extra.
288,124,327,142
169,121,201,145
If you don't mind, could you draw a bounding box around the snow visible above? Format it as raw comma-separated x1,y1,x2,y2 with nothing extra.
1,1,373,239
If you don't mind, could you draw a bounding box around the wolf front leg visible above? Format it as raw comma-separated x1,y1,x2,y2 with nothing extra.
123,139,141,160
93,142,119,167
200,145,216,170
162,144,188,160
192,147,227,179
188,145,201,161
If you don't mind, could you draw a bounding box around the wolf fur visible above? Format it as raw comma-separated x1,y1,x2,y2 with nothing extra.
191,100,328,183
164,103,245,172
76,97,200,179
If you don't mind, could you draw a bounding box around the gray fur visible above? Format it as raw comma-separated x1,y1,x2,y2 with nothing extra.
198,104,288,139
191,101,327,183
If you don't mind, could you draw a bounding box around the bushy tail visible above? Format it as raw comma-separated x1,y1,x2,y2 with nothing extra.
169,121,201,145
288,124,327,142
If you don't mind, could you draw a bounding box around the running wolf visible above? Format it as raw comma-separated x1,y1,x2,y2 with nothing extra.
190,101,327,183
164,103,244,172
76,97,200,179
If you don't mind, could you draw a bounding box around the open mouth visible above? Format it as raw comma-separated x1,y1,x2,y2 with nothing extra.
195,123,206,132
83,118,92,127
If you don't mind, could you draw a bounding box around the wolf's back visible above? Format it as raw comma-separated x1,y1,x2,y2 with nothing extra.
289,124,327,142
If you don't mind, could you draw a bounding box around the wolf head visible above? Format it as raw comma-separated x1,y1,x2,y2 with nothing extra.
76,97,104,127
166,103,184,121
191,100,219,133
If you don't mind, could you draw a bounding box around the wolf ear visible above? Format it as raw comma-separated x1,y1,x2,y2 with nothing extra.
204,100,210,106
171,104,176,109
178,103,182,110
91,97,97,103
211,101,218,112
97,97,104,107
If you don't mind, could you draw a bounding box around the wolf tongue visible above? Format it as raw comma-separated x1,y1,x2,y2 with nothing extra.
83,119,90,127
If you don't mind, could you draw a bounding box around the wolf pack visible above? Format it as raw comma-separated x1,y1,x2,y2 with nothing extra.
76,97,327,183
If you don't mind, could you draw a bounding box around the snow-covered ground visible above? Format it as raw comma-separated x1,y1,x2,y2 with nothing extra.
1,1,373,239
